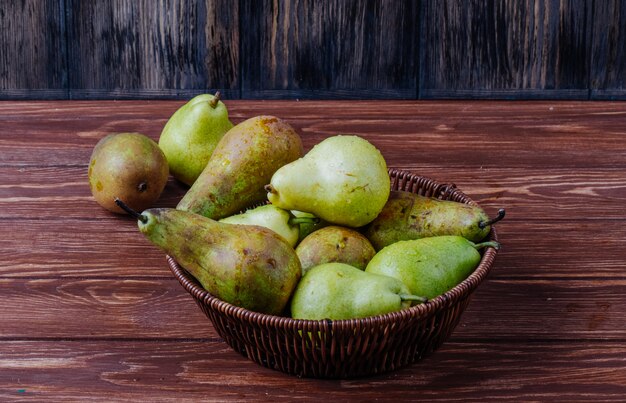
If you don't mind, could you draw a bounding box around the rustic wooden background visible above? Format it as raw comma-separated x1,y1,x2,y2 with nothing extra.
1,0,625,100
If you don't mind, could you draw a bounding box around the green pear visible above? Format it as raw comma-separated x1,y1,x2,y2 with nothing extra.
291,210,329,243
290,263,426,320
220,204,317,248
177,116,303,220
366,235,500,299
266,135,390,228
159,92,234,186
295,226,376,274
364,191,506,250
116,200,301,316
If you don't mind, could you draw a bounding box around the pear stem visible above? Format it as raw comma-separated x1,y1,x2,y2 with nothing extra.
289,216,320,226
478,208,506,229
209,91,221,108
399,294,428,304
264,184,277,194
114,198,148,223
473,241,501,251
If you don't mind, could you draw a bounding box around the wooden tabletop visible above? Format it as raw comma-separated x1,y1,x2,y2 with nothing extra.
1,100,625,401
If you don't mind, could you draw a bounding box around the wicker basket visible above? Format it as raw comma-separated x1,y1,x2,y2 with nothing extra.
168,169,499,379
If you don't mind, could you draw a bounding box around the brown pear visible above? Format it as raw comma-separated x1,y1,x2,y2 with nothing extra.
120,202,302,316
296,226,376,274
177,116,303,220
363,190,505,251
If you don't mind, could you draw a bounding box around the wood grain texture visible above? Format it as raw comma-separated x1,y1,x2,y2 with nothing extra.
2,100,626,168
0,341,625,401
0,278,213,339
4,167,626,221
1,100,625,399
241,0,419,99
66,0,239,99
1,217,625,279
420,0,593,99
0,0,67,99
0,276,625,340
1,1,626,100
590,0,626,99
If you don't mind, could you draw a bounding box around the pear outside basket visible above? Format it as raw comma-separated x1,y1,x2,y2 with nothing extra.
168,169,499,379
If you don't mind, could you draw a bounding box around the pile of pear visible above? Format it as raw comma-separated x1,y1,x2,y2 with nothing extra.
99,93,504,321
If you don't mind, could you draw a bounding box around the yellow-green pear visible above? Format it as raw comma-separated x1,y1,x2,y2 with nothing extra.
290,263,426,320
266,135,390,228
159,92,233,186
366,236,500,299
291,210,329,242
220,204,317,248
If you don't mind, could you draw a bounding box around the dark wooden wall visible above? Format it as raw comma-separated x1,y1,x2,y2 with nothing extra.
1,0,625,100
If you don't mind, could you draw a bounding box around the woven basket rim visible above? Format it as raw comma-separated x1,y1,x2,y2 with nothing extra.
167,170,499,330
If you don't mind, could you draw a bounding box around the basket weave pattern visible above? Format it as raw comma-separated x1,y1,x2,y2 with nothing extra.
168,169,499,378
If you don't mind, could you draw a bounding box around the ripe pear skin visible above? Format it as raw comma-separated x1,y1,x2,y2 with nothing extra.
267,135,390,228
177,116,303,220
295,226,376,274
365,235,499,299
159,93,234,186
364,190,501,251
290,263,426,320
88,133,169,214
292,210,329,243
136,208,302,316
220,204,308,247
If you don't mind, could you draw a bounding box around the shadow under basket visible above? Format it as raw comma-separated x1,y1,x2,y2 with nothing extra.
168,169,499,379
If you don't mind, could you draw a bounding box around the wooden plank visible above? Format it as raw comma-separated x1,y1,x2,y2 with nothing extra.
0,276,625,340
2,165,626,221
1,99,625,399
0,340,625,400
241,0,419,99
419,0,593,98
0,217,181,278
590,0,626,99
2,101,626,169
0,278,215,339
66,0,239,99
0,0,67,99
1,217,624,279
0,168,188,220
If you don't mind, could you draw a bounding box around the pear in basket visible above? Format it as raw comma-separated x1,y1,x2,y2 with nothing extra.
291,263,426,320
177,115,303,220
366,235,500,299
364,190,505,251
219,204,318,248
116,200,301,316
266,135,390,228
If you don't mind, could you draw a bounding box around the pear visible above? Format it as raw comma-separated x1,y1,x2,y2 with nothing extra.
116,200,301,316
220,204,318,248
295,226,376,274
177,116,303,220
363,191,505,250
266,135,390,228
88,133,169,214
290,263,426,320
291,210,329,243
366,235,500,299
159,92,234,186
